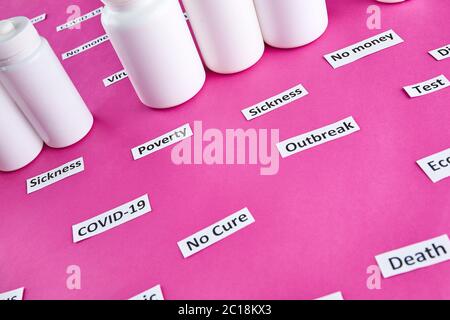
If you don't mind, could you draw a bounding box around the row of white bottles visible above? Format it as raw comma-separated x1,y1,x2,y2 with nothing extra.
100,0,329,109
0,0,406,172
0,17,93,172
101,0,406,109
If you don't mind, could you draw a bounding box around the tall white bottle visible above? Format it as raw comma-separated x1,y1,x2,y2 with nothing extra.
0,83,43,172
0,17,94,149
182,0,265,74
253,0,329,49
101,0,206,109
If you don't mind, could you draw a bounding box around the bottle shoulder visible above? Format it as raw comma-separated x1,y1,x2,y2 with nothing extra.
0,37,51,70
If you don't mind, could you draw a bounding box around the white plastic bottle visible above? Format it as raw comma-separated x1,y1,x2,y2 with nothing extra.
0,17,93,149
253,0,329,49
101,0,206,109
0,83,43,172
182,0,265,74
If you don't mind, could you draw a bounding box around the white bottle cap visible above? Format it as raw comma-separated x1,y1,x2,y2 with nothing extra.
0,17,41,63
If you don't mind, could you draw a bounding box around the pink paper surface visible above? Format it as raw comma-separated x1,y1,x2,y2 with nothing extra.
0,0,449,300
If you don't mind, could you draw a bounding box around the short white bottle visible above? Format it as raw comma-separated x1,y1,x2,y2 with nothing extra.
182,0,265,74
253,0,329,49
0,82,43,172
101,0,206,109
0,17,94,149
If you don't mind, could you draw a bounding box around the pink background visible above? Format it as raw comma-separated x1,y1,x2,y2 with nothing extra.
0,0,449,300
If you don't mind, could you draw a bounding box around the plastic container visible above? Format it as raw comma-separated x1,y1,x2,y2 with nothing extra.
253,0,329,49
182,0,265,74
101,0,206,108
0,82,43,172
0,17,93,148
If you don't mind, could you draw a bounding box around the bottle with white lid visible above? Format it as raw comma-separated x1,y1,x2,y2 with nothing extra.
182,0,265,74
0,82,43,172
0,17,94,149
101,0,206,109
253,0,329,49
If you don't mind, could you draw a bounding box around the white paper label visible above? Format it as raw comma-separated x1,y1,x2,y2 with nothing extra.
72,194,152,243
277,116,360,159
129,285,164,300
375,235,450,278
429,44,450,61
177,208,255,258
0,287,24,300
27,157,84,194
316,292,344,300
62,34,109,60
403,74,450,98
416,148,450,183
56,6,104,32
30,13,47,24
324,29,404,68
103,69,128,87
131,123,193,160
241,84,309,120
